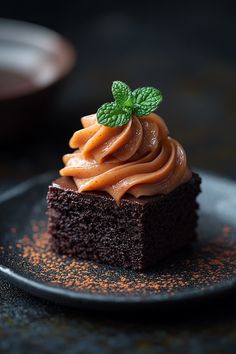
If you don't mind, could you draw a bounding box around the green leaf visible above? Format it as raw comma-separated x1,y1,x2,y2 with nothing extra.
97,102,132,127
132,87,163,116
112,81,132,107
96,81,163,127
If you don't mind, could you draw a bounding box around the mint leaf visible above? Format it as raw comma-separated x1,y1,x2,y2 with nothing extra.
132,87,162,116
97,102,132,127
112,81,132,107
96,82,163,127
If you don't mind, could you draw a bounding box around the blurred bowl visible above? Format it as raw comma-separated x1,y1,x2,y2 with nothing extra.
0,18,76,144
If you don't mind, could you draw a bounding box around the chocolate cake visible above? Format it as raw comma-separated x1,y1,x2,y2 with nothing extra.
47,81,202,271
47,173,201,270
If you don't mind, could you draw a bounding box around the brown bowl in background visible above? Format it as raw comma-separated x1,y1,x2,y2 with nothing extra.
0,18,76,144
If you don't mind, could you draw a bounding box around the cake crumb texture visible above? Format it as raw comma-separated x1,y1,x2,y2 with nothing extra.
47,173,201,270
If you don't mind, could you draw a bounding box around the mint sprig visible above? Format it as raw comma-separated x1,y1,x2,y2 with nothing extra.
97,81,162,128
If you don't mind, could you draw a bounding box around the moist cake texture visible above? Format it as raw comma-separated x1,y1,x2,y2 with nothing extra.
47,173,201,270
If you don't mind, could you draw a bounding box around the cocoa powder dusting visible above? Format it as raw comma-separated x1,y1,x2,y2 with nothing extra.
3,222,236,296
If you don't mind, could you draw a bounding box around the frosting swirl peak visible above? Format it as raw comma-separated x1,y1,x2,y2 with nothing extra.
60,113,192,203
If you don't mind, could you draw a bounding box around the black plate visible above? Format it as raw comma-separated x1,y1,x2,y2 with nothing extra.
0,171,236,310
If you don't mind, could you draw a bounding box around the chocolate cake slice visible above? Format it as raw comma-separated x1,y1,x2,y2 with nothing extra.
47,173,201,270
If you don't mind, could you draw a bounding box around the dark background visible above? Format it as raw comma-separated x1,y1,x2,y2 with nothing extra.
1,2,236,353
1,0,236,182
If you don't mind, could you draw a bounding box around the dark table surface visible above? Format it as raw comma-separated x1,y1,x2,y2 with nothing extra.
1,279,236,354
1,2,236,353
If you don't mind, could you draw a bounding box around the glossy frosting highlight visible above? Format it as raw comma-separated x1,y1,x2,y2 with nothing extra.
60,113,192,203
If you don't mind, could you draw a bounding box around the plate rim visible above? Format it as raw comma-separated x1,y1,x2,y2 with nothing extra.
0,263,236,309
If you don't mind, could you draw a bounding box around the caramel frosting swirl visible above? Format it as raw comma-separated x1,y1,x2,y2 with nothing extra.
60,113,192,204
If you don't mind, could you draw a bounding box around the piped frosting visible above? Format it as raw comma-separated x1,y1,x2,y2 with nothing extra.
60,113,192,204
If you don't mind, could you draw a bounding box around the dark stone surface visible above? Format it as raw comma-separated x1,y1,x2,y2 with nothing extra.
1,278,236,354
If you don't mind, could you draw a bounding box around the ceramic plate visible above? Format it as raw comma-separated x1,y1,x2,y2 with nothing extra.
0,171,236,310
